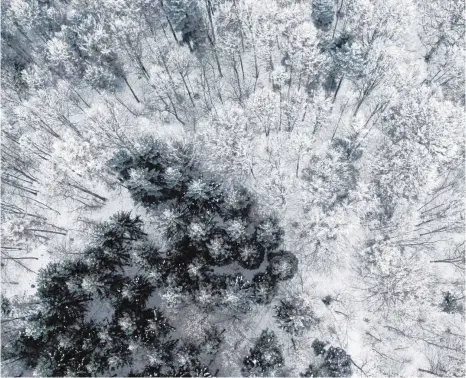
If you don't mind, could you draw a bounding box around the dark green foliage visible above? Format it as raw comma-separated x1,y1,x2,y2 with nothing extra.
164,0,207,50
322,70,339,93
4,323,47,369
255,217,285,253
274,297,320,336
110,139,297,306
7,320,106,376
109,139,197,206
111,275,155,311
128,342,211,377
5,139,298,376
267,251,299,281
36,263,91,329
323,346,353,377
5,149,297,375
311,0,334,31
303,340,353,377
312,339,327,356
83,212,146,274
3,212,213,377
322,295,333,306
300,363,320,377
96,211,146,248
201,327,225,356
242,329,284,377
1,296,12,316
171,344,212,377
250,273,278,304
441,291,463,314
327,33,354,55
331,136,363,163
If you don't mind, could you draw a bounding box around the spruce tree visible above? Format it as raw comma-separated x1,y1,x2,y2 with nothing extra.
322,346,353,377
110,138,298,307
2,212,214,377
5,135,300,375
274,297,320,336
311,0,335,31
241,329,285,377
301,340,353,377
163,0,207,50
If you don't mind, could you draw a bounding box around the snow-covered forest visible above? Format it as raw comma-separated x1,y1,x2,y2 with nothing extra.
1,0,464,376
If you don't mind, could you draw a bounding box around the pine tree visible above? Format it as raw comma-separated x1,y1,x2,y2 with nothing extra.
250,273,278,305
163,0,207,50
440,291,462,314
322,346,353,377
274,297,320,336
301,340,353,377
3,212,214,377
241,329,285,377
267,251,299,282
110,138,298,305
300,363,320,377
311,0,335,31
1,295,12,316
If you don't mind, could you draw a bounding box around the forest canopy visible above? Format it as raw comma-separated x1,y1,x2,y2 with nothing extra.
1,0,464,376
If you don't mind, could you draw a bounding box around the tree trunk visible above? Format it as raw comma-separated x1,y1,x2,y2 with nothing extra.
332,0,344,39
123,76,141,103
331,100,348,140
232,60,243,105
205,0,216,44
332,76,343,103
26,229,67,235
67,183,108,202
207,34,223,77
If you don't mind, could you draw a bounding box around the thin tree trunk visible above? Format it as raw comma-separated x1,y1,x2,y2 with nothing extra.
2,257,39,260
331,100,348,141
20,196,60,215
296,154,300,177
332,0,344,39
166,94,186,125
238,51,245,80
279,89,282,131
179,72,196,107
115,96,139,117
232,60,243,105
418,368,441,376
333,76,343,103
67,183,108,202
207,34,223,77
123,76,141,103
12,167,38,183
164,13,179,43
302,102,308,122
26,229,67,235
1,253,36,273
205,0,216,44
2,179,38,196
252,43,259,92
72,89,91,108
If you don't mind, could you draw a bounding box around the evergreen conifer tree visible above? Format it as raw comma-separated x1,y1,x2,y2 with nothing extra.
311,0,335,31
301,340,353,377
274,297,320,336
242,329,285,377
110,138,298,306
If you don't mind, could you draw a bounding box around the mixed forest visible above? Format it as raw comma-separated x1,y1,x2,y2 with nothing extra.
1,0,465,376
